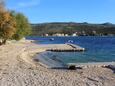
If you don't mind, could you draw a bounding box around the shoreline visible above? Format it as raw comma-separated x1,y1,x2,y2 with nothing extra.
18,41,115,69
26,35,115,38
0,41,115,86
34,51,115,69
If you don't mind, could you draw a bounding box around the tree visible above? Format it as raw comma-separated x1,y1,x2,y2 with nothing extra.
11,11,31,40
0,11,16,45
0,2,16,45
0,0,5,10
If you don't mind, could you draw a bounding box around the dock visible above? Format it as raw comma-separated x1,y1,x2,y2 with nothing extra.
32,43,85,68
68,62,115,68
46,43,85,52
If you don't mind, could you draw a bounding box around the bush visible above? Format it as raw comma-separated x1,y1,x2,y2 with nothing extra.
0,10,16,45
11,11,31,40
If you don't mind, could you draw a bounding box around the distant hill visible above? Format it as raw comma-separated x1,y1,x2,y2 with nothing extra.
30,22,115,36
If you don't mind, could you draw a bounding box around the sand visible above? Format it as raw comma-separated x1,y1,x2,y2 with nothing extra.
0,42,115,86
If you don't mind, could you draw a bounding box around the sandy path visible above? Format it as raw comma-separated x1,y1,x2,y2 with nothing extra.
0,43,115,86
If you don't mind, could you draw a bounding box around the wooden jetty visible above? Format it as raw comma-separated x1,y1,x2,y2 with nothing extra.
46,43,85,52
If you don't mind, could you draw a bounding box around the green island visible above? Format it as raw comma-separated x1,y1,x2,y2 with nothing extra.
31,22,115,36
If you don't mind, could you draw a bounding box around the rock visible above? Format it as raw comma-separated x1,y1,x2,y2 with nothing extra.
68,65,76,70
108,65,115,69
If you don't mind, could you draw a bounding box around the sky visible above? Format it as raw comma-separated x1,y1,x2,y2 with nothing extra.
6,0,115,24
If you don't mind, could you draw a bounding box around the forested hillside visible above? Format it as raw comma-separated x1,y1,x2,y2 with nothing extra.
31,22,115,36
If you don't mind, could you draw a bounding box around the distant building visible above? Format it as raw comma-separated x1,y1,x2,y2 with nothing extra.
53,33,63,36
92,30,97,35
65,34,68,36
45,34,49,36
53,33,69,36
72,33,77,36
72,32,78,36
82,31,86,36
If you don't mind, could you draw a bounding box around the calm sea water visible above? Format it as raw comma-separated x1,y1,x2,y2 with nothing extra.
26,36,115,63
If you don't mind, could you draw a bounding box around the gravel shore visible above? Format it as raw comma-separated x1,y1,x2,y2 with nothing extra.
0,42,115,86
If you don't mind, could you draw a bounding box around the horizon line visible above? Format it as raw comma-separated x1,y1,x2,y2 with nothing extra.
30,21,115,25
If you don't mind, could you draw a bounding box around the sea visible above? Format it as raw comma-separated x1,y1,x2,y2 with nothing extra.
26,36,115,64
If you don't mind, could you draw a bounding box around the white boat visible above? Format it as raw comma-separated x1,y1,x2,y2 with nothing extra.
68,40,73,43
49,38,54,41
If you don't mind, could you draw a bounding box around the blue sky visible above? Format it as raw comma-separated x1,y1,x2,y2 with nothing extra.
6,0,115,23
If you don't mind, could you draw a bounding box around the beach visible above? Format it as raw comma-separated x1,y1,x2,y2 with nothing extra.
0,41,115,86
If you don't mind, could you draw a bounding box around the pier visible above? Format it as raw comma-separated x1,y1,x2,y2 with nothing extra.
32,44,115,69
31,43,85,68
68,62,115,68
46,43,85,52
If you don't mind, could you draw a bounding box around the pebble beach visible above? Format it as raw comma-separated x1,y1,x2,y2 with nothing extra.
0,41,115,86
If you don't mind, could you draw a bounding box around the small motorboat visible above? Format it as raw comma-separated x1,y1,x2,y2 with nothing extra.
68,40,73,43
49,38,54,41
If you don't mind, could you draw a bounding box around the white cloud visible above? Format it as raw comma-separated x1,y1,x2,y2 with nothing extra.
18,0,40,8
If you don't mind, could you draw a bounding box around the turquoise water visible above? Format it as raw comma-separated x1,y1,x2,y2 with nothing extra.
27,36,115,63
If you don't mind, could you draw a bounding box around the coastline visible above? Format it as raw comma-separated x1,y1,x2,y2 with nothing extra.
34,51,115,69
0,41,114,86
